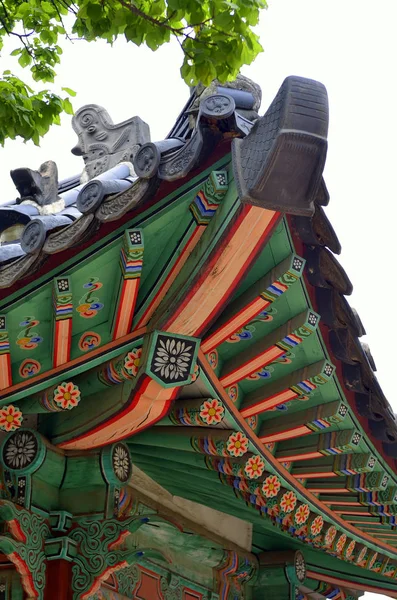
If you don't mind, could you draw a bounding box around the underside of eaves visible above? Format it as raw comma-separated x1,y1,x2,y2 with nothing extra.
0,74,395,600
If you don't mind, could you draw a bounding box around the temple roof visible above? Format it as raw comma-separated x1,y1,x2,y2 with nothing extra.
1,74,397,596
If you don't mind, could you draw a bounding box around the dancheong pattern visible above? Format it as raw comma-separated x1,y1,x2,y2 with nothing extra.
76,278,104,318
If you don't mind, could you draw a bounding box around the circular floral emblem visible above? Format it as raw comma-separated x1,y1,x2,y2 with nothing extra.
324,526,337,547
0,405,23,432
295,504,310,525
208,350,218,370
245,415,257,430
199,399,224,425
79,331,101,352
227,385,238,403
345,540,355,559
124,348,142,377
336,533,347,554
226,431,249,457
262,475,281,498
244,455,265,479
19,359,41,378
310,515,324,536
153,337,193,382
53,382,81,410
280,491,297,514
112,444,132,483
3,431,38,470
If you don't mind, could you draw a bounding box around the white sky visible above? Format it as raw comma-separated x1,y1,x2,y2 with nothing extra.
1,1,397,597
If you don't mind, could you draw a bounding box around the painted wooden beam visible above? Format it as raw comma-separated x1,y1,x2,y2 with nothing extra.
220,310,320,388
258,398,347,444
307,471,389,494
52,277,73,368
157,203,281,337
135,170,229,329
240,360,335,420
276,429,363,462
129,425,250,458
292,453,377,479
0,316,11,390
57,374,178,450
165,397,226,427
201,253,305,354
56,331,201,449
112,229,144,340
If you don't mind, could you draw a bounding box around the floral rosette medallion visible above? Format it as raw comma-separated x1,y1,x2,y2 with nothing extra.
310,515,324,537
336,533,347,555
124,348,142,377
244,455,265,479
324,525,337,548
199,399,224,425
226,431,249,457
345,540,355,560
280,490,297,514
0,405,23,432
53,382,81,410
295,503,310,526
262,475,281,498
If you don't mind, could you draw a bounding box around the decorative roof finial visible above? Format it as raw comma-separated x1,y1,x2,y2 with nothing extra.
71,104,150,182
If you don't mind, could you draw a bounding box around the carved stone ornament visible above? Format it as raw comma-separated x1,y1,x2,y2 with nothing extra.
199,94,236,119
158,128,203,182
96,177,158,223
193,74,262,115
43,214,95,254
0,253,42,289
20,220,46,253
11,160,59,208
134,143,161,179
71,104,150,181
232,75,329,216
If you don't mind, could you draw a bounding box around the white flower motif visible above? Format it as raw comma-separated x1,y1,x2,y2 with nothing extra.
154,338,192,381
295,552,306,582
112,445,131,482
4,432,37,469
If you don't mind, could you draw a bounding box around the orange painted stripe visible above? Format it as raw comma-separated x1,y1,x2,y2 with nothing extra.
324,501,362,506
260,425,311,443
334,511,370,515
135,226,204,328
241,388,297,418
277,451,322,462
166,207,280,337
293,472,337,479
201,296,269,354
306,570,397,598
0,355,11,390
309,488,349,493
347,520,382,524
53,319,72,367
58,376,177,450
220,345,284,388
113,279,140,340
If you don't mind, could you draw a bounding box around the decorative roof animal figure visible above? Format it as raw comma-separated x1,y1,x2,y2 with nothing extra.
71,104,150,182
10,160,60,209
